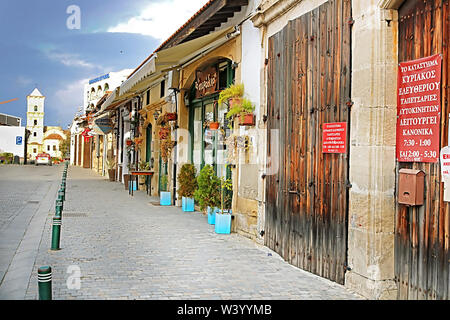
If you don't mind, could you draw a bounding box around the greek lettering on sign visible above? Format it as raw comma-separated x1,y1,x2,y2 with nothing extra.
396,54,442,163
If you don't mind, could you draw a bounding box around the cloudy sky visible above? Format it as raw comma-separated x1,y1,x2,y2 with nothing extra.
0,0,209,129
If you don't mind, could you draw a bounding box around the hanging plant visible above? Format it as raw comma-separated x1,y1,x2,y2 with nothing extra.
226,98,255,125
160,139,175,162
159,127,170,140
218,83,244,106
164,112,178,122
134,137,144,146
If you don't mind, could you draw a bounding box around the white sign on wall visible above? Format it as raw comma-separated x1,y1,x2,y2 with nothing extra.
0,126,25,157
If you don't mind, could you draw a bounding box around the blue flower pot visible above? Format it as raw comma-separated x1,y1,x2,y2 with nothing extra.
128,180,138,191
207,207,216,225
160,191,171,206
182,197,194,212
215,211,231,234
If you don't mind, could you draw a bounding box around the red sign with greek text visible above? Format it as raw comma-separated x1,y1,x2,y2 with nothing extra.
396,54,442,162
322,122,347,154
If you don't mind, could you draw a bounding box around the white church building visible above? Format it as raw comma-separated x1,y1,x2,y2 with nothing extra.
26,88,66,161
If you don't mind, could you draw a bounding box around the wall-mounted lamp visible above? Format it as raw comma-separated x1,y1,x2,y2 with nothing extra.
153,109,161,121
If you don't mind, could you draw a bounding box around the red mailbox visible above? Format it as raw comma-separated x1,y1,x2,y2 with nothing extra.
398,169,425,206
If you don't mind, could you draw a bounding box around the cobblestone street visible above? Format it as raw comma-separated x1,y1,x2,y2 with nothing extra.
17,166,363,300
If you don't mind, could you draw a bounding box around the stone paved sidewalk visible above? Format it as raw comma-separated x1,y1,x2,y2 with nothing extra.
25,166,363,300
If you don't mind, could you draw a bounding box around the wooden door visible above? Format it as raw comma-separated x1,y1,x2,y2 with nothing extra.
83,138,91,169
265,0,352,284
395,0,450,300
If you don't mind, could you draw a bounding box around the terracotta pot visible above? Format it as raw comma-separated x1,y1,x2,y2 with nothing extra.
108,169,116,182
209,122,220,130
239,113,255,126
228,97,242,108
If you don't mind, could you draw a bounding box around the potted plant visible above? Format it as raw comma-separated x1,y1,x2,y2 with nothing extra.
177,163,198,212
194,165,220,224
159,127,170,140
226,97,255,126
164,112,177,122
215,176,233,234
218,83,244,106
138,160,150,185
160,139,175,162
160,174,171,205
106,159,116,182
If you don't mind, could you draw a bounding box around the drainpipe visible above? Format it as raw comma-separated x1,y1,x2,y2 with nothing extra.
170,87,180,206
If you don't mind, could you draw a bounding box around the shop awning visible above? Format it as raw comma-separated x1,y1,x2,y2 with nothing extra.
119,26,236,97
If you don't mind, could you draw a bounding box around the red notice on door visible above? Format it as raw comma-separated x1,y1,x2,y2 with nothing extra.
322,122,347,154
396,54,442,162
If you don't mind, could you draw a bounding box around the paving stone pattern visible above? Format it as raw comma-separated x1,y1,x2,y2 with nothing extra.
25,166,364,300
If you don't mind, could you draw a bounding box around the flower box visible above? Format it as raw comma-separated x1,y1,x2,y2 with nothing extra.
239,113,255,126
215,211,232,234
207,206,219,225
160,191,171,206
182,197,195,212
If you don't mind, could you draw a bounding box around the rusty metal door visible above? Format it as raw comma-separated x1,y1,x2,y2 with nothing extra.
395,0,450,300
265,0,352,284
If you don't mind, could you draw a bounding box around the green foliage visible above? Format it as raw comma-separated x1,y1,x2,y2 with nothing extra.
225,97,255,119
106,158,115,170
194,165,220,212
0,153,14,164
60,133,71,158
160,174,168,192
219,176,233,211
218,83,244,105
177,163,198,198
139,160,150,170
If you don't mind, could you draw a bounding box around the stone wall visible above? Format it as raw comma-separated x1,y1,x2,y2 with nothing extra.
345,0,400,300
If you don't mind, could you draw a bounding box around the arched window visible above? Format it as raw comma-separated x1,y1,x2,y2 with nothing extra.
90,88,95,100
104,83,109,92
97,85,102,98
34,106,38,112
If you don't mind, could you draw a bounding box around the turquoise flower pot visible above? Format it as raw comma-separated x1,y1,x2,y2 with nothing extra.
215,211,231,234
160,191,171,206
182,197,194,212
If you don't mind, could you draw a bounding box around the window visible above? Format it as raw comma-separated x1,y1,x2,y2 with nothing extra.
47,145,50,151
53,145,57,151
34,106,38,112
160,80,165,98
34,120,37,125
33,132,37,137
33,148,37,153
146,90,150,105
104,83,109,92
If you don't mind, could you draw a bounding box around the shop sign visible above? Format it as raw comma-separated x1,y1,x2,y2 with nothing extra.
440,146,450,178
396,54,442,162
93,117,113,134
81,128,94,142
322,122,347,153
195,66,218,99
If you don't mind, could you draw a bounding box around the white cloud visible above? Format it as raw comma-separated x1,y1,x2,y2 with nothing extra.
47,52,97,69
107,0,210,41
